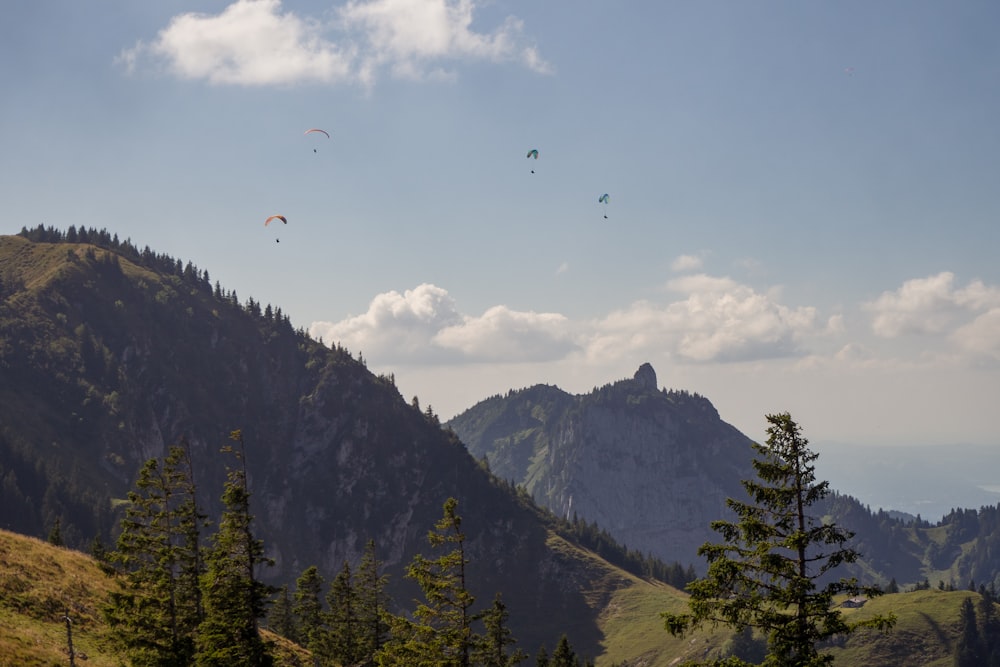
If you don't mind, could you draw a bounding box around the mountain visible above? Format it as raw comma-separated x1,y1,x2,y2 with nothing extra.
0,227,677,657
446,362,757,568
445,364,1000,590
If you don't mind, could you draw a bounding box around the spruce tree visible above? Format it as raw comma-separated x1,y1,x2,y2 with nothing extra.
376,497,474,666
293,565,326,654
268,585,298,643
195,430,274,667
549,635,576,667
326,561,360,666
104,444,206,667
956,596,983,667
978,594,1000,666
662,412,894,666
473,593,526,667
355,538,391,664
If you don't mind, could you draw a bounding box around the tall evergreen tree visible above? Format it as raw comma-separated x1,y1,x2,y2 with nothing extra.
294,565,326,655
268,585,298,643
354,538,391,664
104,444,206,667
195,430,274,667
549,635,577,667
978,594,1000,667
956,596,983,667
376,497,475,666
473,593,526,667
662,413,894,666
325,561,360,666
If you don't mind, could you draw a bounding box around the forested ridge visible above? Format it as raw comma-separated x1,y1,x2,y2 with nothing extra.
7,227,1000,666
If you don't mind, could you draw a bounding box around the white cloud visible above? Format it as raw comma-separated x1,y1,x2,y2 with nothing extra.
313,275,821,368
952,309,1000,361
117,0,548,86
119,0,354,86
435,306,575,361
587,274,817,363
865,272,1000,339
670,254,703,273
340,0,550,81
310,283,463,362
309,283,574,363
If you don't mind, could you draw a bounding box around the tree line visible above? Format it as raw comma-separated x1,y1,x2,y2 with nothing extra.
102,431,598,666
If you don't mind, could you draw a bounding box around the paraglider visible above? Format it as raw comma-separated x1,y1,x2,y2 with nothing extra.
304,128,330,152
598,193,610,219
265,215,287,242
526,148,538,173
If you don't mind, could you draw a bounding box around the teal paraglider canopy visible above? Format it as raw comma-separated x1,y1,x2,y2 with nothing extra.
598,193,610,219
526,148,538,173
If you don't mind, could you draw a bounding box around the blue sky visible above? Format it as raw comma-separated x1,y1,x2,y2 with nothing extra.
3,1,999,448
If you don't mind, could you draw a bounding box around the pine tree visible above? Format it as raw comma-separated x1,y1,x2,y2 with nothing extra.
662,412,894,666
473,593,526,667
195,430,274,667
956,596,983,667
293,565,326,654
376,497,474,666
978,593,1000,667
104,444,206,667
326,561,360,666
268,585,298,643
549,635,576,667
354,538,391,664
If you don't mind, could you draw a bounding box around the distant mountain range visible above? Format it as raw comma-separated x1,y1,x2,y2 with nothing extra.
5,226,1000,664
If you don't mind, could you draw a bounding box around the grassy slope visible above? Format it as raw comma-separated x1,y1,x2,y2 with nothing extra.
3,525,985,667
0,529,309,667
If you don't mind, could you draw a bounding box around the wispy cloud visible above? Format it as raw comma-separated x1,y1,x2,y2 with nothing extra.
117,0,549,87
670,254,703,273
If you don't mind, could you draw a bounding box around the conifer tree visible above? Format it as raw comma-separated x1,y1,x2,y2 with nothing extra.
326,561,360,666
293,565,326,656
956,596,983,667
268,585,298,643
104,443,206,667
355,538,391,663
376,497,474,666
662,412,894,666
549,635,576,667
473,593,526,666
195,430,274,667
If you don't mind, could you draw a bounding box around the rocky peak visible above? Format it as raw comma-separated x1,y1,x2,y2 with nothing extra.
632,362,657,391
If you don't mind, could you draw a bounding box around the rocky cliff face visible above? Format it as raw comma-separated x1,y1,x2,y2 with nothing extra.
448,363,757,568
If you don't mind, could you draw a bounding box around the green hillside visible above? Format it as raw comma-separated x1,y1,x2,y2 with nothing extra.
0,529,309,667
6,526,997,667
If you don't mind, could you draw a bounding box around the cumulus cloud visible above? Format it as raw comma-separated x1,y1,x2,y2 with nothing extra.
309,283,575,363
310,283,462,361
952,309,1000,361
117,0,548,86
587,274,817,363
435,306,575,361
864,272,1000,339
311,275,822,368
